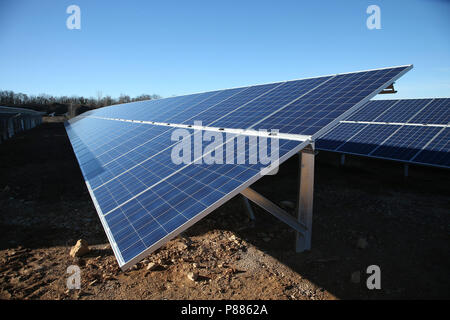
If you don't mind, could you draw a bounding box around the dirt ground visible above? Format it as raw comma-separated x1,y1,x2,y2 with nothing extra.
0,121,449,300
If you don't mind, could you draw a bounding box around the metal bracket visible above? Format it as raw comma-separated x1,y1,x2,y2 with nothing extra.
240,145,315,252
379,83,397,94
241,195,256,221
241,187,307,234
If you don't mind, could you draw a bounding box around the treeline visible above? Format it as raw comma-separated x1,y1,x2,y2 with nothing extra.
0,90,161,115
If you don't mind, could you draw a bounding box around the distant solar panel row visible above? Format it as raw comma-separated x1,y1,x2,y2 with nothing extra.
346,98,450,124
65,65,412,269
317,98,450,168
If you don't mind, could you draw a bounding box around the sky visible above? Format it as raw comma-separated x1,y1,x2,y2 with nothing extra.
0,0,449,99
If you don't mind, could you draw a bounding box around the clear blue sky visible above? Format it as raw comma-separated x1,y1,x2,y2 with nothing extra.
0,0,449,99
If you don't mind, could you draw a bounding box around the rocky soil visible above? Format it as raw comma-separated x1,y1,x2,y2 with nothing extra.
0,122,449,300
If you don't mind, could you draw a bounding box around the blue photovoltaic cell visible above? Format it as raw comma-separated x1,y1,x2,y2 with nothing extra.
375,99,432,123
409,98,450,125
65,65,412,268
371,126,442,161
346,100,398,122
413,128,449,167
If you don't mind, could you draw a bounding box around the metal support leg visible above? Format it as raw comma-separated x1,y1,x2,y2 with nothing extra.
295,147,315,252
241,195,256,221
404,164,409,178
340,154,346,166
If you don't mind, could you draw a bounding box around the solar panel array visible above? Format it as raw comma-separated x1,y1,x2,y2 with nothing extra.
0,106,44,143
65,65,411,269
317,98,450,168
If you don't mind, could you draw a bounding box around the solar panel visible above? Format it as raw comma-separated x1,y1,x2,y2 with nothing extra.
371,126,443,160
316,98,450,168
413,128,449,167
346,100,398,122
338,124,399,155
375,99,432,123
409,98,450,124
65,65,412,269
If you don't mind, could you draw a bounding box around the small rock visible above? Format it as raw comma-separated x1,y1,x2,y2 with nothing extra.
177,242,188,251
70,239,90,257
280,200,295,210
356,238,368,249
146,262,157,271
229,235,237,241
263,237,271,242
187,272,198,282
193,263,198,268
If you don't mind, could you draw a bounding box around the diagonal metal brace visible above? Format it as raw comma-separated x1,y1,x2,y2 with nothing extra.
240,187,307,234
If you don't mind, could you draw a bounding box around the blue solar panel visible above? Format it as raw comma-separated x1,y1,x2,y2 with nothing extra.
338,124,399,155
210,76,331,130
316,122,367,151
316,98,449,168
409,98,450,125
65,65,412,269
254,66,410,135
413,128,449,167
371,126,442,160
180,82,281,125
346,100,398,122
90,91,221,121
103,137,302,264
375,99,432,123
